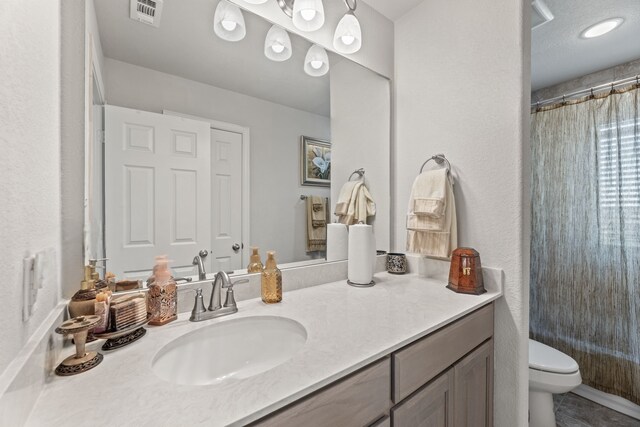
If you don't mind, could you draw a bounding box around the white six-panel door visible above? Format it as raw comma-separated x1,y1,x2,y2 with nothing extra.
210,128,244,272
105,105,212,280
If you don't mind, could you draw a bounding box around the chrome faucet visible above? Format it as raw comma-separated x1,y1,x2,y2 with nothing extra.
189,271,249,322
192,249,209,280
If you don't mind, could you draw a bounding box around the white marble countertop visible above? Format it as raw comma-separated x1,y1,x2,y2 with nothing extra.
27,272,502,426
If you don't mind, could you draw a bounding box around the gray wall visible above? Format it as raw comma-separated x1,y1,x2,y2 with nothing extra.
0,0,62,382
394,0,531,424
330,59,391,251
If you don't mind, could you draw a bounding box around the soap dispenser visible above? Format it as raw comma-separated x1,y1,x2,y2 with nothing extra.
247,247,264,273
146,256,178,326
261,251,282,304
68,264,99,319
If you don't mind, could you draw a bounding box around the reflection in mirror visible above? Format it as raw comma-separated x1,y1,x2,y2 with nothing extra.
86,0,390,288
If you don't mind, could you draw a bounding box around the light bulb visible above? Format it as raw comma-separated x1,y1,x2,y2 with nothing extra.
304,44,329,76
300,9,317,21
341,34,355,46
214,1,246,42
333,12,361,54
221,20,237,31
271,42,285,54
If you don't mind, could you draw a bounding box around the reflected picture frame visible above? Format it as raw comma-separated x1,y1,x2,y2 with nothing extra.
301,136,331,187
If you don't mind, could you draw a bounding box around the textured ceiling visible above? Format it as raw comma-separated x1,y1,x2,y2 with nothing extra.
95,0,334,116
532,0,640,90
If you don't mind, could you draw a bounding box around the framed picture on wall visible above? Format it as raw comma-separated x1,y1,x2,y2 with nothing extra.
301,136,331,187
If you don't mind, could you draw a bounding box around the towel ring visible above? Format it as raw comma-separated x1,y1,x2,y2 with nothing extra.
419,154,454,185
348,168,365,181
419,154,451,174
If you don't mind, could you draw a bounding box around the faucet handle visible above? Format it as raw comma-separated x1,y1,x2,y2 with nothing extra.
189,288,207,322
226,278,249,289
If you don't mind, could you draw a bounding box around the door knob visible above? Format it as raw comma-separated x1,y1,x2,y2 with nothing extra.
232,244,240,252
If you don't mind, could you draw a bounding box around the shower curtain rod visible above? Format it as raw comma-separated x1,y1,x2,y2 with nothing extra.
532,74,640,108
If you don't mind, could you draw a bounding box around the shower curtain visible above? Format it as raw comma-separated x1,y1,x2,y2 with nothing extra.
530,86,640,405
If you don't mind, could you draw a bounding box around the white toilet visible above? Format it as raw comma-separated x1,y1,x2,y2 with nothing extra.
529,339,582,427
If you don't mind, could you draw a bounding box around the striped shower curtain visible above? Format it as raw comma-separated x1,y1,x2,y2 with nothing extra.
530,85,640,405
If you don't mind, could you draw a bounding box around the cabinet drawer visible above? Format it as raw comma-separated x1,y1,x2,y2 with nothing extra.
391,370,454,427
392,303,494,402
253,358,391,427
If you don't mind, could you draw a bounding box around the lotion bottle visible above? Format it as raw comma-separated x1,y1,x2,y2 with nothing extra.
146,256,177,326
261,251,282,304
247,247,264,273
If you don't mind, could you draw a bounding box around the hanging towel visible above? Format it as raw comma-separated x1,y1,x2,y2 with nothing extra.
306,196,327,252
334,181,360,216
335,181,376,225
406,169,457,257
348,183,376,225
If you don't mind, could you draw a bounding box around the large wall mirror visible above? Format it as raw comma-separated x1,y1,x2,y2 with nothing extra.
85,0,391,284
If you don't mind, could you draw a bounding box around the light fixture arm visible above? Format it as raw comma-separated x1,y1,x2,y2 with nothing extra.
277,0,294,17
343,0,356,12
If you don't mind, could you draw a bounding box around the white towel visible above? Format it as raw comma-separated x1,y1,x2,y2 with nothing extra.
410,169,447,217
335,181,376,225
406,169,457,257
334,181,359,216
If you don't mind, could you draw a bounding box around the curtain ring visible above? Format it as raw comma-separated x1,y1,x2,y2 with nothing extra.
562,95,566,104
610,83,615,94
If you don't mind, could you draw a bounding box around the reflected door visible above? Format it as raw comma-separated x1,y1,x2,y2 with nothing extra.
211,128,243,272
105,105,211,280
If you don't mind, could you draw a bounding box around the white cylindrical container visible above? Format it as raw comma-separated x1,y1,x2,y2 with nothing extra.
326,223,349,262
348,224,375,286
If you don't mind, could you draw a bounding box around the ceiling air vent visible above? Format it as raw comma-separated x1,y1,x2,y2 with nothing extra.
130,0,163,28
531,0,553,30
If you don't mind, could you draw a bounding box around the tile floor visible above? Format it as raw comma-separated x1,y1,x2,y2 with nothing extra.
553,393,640,427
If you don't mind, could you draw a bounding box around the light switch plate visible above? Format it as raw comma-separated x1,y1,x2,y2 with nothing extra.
23,256,35,321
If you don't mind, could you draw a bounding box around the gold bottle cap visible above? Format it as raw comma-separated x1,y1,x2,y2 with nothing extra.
81,265,96,290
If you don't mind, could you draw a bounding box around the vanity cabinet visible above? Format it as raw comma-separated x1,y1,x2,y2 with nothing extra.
253,358,391,427
252,303,494,427
391,338,494,427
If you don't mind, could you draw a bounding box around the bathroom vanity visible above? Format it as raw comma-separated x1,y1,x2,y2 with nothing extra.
254,304,494,427
26,271,501,426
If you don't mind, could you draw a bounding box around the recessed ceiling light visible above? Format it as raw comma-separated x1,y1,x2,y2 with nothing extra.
581,18,623,39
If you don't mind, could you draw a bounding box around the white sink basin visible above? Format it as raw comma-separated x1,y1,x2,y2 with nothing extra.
151,316,307,386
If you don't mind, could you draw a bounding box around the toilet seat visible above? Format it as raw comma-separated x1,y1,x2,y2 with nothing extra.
529,339,579,374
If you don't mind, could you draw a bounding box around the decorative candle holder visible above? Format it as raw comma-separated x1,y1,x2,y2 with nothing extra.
54,315,104,376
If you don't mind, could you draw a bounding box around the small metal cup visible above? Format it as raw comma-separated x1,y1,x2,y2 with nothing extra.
386,253,407,275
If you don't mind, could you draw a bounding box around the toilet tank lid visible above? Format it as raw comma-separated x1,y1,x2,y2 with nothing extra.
529,339,579,374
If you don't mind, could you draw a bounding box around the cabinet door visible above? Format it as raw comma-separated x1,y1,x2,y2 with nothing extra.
391,370,454,427
253,358,391,427
454,339,494,427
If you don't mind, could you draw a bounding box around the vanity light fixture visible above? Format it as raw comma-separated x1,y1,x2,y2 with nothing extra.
304,44,329,76
333,0,361,54
581,18,623,39
292,0,325,32
264,24,292,61
214,0,246,42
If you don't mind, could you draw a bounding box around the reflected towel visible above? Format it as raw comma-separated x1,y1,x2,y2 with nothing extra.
334,181,360,216
306,196,327,252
